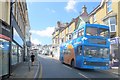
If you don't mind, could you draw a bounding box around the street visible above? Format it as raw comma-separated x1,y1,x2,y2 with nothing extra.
37,54,119,79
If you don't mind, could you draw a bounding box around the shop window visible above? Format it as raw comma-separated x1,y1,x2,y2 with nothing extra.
0,39,9,76
11,42,18,65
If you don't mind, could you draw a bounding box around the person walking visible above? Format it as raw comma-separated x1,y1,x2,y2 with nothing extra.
31,53,35,66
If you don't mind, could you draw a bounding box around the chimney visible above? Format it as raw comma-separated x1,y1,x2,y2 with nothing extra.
57,21,61,27
66,22,69,26
72,18,75,22
81,5,87,14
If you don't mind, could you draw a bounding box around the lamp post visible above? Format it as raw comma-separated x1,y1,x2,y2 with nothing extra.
9,1,15,77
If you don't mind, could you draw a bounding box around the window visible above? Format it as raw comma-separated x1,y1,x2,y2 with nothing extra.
55,38,58,44
11,42,18,65
18,47,22,63
99,28,109,37
78,29,84,37
104,17,116,32
68,34,72,40
107,0,112,13
73,32,78,39
61,38,64,43
78,46,82,55
0,39,9,76
86,27,98,36
84,46,109,58
93,14,96,22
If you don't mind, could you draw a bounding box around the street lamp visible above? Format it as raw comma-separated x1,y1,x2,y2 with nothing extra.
9,1,15,77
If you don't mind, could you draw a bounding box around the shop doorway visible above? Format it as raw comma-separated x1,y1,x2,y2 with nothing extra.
0,39,9,77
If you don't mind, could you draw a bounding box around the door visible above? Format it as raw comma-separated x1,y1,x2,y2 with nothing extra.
1,39,9,76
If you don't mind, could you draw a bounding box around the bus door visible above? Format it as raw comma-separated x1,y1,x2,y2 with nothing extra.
76,45,83,67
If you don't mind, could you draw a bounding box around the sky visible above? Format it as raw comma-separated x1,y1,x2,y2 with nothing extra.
27,0,101,45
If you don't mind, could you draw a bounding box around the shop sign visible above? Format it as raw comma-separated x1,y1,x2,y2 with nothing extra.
0,34,11,41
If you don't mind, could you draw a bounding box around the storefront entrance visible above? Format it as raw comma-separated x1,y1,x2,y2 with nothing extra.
0,39,9,77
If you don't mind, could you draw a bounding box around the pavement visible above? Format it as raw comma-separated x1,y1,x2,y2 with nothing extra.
5,59,40,80
108,67,120,76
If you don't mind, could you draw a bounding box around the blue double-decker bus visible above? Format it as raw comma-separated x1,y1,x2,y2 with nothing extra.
59,23,110,70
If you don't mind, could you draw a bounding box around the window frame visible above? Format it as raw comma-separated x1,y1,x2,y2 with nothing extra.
103,16,116,32
107,0,112,13
93,14,96,22
78,28,84,37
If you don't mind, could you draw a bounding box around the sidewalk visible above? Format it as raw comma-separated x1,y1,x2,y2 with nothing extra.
108,67,120,76
7,60,40,80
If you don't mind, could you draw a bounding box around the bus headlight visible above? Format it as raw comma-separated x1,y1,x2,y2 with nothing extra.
84,62,86,64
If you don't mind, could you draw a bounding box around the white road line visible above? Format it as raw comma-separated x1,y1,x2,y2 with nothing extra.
63,65,72,70
78,72,88,78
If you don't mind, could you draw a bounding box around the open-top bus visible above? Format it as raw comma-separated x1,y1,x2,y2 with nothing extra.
59,23,110,70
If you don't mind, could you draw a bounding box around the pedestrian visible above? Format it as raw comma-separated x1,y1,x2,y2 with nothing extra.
31,53,35,66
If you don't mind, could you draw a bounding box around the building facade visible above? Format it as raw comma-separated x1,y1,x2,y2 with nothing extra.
0,0,30,78
52,6,89,59
89,0,120,67
52,21,66,58
0,1,11,78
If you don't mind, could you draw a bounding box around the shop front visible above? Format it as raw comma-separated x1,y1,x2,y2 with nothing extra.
110,37,120,67
0,20,11,78
11,27,24,67
10,14,24,69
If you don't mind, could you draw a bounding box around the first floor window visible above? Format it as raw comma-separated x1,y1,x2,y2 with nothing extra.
103,16,116,32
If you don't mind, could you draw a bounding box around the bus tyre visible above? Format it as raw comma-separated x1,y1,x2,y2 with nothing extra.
71,60,74,68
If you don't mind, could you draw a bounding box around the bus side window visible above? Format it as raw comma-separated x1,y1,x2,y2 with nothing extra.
78,46,82,55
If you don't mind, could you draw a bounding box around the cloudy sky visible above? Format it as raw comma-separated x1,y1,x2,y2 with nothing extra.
27,0,100,45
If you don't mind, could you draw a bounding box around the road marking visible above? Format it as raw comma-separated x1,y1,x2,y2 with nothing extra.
34,60,40,79
63,65,72,70
78,72,88,78
40,64,42,78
